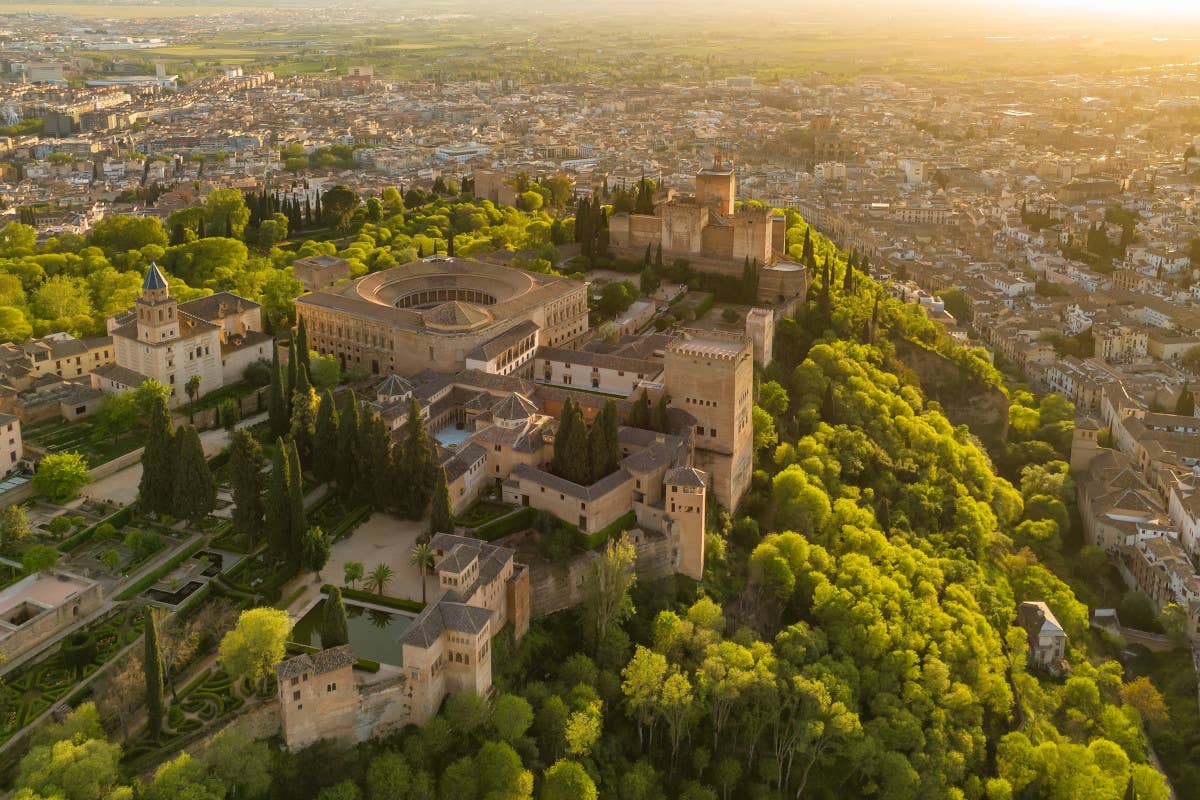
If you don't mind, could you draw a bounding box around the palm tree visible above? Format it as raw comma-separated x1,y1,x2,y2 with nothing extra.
184,374,201,422
409,542,435,605
366,562,394,596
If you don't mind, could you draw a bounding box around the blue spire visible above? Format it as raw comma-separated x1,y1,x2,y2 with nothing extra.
142,262,168,292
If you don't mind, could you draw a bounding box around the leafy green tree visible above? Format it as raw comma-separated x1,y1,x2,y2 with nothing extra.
218,607,291,691
15,714,122,800
0,503,30,554
395,399,434,517
317,779,360,800
21,544,58,574
230,429,265,545
551,399,589,484
144,606,165,737
541,760,596,800
171,425,216,521
201,724,273,800
365,752,411,800
491,693,535,744
582,533,637,655
343,561,364,590
32,452,91,503
475,741,533,799
322,185,360,230
203,188,251,240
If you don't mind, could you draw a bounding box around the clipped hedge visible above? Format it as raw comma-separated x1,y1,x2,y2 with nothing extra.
116,538,203,600
578,510,637,550
60,505,134,553
323,584,425,613
474,506,534,542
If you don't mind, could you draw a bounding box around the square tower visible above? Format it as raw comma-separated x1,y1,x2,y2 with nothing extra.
696,163,735,216
665,331,754,510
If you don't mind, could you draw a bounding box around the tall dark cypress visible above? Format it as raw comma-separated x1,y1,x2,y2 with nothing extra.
428,466,453,537
144,606,164,737
266,439,291,559
335,391,360,496
313,391,339,484
138,392,175,515
269,340,288,438
398,398,434,517
286,333,297,404
286,438,307,565
321,586,350,648
296,316,311,377
171,425,216,521
230,429,264,544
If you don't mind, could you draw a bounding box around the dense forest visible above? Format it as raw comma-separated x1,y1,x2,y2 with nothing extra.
1,196,1179,800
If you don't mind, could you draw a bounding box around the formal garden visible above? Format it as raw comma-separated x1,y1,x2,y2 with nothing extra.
0,606,144,746
23,417,147,468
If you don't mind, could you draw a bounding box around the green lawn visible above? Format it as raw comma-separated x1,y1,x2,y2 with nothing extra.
24,419,146,468
456,500,515,528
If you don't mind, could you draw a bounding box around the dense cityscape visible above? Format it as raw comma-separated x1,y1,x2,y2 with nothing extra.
0,1,1198,799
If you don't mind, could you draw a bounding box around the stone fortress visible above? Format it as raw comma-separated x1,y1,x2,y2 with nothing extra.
608,163,809,304
278,235,799,750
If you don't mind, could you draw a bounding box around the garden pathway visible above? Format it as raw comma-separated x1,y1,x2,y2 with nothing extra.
82,413,268,506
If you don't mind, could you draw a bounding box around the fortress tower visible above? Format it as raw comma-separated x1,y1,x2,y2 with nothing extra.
695,161,735,215
665,330,754,510
665,466,707,581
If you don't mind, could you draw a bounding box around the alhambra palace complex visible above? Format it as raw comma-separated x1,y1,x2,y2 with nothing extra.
273,168,809,750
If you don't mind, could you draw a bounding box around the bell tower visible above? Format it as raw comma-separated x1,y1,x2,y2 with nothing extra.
136,263,179,344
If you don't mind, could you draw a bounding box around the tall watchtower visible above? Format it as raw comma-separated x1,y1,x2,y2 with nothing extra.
665,467,707,581
135,263,179,344
696,161,735,216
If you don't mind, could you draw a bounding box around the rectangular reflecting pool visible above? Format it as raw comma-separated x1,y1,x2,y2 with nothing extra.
289,599,414,666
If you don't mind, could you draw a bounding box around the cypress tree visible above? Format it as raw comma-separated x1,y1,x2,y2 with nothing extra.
197,217,206,238
843,255,855,294
552,400,589,484
399,398,434,517
320,586,350,648
822,381,836,424
313,390,340,484
287,438,307,565
286,334,298,404
335,391,360,496
296,316,311,377
802,227,814,267
290,363,318,469
138,391,175,514
644,242,652,267
230,429,264,544
266,439,291,559
652,394,670,434
269,341,288,438
655,241,663,269
429,466,453,536
629,390,651,429
171,425,216,521
144,606,164,737
587,400,620,481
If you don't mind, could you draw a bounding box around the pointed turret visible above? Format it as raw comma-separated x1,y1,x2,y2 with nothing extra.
136,262,178,343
